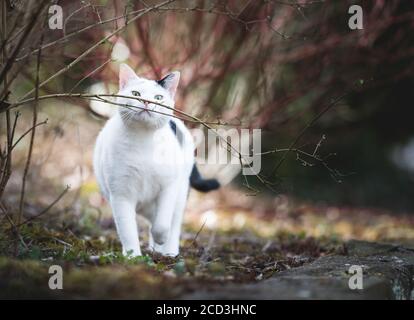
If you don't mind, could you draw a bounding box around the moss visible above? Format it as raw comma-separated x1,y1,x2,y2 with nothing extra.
0,256,182,299
0,218,343,298
0,258,52,299
3,207,412,299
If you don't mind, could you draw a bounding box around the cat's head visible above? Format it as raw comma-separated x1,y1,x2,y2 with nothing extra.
117,63,180,129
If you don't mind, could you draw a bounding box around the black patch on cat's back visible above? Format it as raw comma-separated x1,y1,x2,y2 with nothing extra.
169,120,184,146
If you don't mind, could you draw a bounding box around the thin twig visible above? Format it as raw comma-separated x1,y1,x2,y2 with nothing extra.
18,31,43,226
191,219,207,248
0,0,48,84
14,7,150,62
11,119,48,150
69,58,113,93
15,0,175,101
270,90,350,177
13,185,70,228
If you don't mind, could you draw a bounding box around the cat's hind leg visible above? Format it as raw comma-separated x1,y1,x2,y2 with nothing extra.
110,196,141,256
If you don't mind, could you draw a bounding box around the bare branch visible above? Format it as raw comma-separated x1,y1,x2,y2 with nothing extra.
13,185,70,228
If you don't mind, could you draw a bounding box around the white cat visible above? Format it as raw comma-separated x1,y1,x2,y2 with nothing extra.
93,64,219,257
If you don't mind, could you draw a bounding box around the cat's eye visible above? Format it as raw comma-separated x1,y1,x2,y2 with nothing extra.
131,91,140,97
154,94,163,100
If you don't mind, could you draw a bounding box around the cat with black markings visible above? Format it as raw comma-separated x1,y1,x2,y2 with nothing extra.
93,64,219,257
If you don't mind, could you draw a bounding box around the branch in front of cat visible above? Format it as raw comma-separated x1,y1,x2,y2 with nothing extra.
7,93,240,126
6,92,271,194
108,96,273,194
98,97,244,127
12,90,349,194
5,90,350,193
87,96,270,194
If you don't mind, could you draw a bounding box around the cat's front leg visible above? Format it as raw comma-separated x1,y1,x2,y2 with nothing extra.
159,183,189,257
110,196,142,256
149,182,188,257
151,183,178,246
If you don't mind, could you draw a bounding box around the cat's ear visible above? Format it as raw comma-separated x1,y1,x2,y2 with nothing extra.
119,63,138,90
157,71,180,98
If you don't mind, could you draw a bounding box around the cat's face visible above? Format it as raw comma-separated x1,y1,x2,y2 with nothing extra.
117,64,180,129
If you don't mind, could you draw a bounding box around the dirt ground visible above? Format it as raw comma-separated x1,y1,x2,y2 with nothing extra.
1,187,413,299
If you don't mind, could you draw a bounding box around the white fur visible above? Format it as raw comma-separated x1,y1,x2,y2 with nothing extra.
93,64,194,257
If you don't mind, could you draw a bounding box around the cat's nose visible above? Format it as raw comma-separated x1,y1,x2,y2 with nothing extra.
143,101,149,108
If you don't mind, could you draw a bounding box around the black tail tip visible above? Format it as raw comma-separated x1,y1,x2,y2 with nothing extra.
192,179,220,192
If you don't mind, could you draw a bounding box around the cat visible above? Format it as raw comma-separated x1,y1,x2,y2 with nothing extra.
93,64,219,257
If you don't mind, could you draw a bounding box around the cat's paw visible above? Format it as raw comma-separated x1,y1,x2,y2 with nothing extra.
150,244,179,258
161,251,179,258
151,241,179,257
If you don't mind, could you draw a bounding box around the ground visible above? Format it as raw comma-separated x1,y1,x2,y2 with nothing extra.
0,187,413,299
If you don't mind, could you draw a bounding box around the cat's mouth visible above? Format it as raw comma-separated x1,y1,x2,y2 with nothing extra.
138,107,152,116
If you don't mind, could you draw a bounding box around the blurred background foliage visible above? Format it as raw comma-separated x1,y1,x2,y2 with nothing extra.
1,0,414,214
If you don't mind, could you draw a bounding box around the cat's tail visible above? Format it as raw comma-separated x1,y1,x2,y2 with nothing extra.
190,164,220,192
